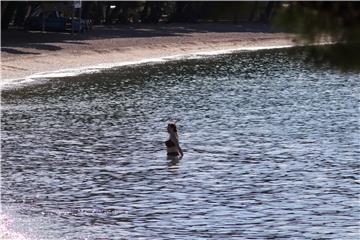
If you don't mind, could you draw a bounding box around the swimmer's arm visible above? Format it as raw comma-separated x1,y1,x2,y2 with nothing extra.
171,135,184,157
178,145,184,157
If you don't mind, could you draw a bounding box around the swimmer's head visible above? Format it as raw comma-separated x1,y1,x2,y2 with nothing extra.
167,123,177,133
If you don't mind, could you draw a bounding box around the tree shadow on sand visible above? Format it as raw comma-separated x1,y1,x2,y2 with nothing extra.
1,47,41,55
1,44,62,55
1,23,277,47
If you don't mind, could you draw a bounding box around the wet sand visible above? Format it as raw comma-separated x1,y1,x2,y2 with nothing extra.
1,23,297,86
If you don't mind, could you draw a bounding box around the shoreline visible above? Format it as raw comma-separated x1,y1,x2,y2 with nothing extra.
1,24,297,89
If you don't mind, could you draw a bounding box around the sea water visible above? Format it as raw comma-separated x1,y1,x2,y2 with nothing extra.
1,47,359,239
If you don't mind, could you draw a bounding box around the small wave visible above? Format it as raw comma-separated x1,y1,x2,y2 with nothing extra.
1,44,296,91
0,213,29,240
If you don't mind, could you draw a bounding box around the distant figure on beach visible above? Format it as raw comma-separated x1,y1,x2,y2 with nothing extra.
165,123,184,158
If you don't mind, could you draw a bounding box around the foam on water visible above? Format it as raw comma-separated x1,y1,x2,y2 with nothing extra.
1,211,29,240
0,205,58,240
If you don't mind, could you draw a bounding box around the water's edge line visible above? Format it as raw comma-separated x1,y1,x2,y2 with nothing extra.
1,43,318,90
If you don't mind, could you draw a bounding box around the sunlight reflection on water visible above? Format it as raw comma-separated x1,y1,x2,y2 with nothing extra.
1,47,359,239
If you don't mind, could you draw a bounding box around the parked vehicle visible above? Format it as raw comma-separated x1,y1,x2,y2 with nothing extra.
25,11,88,32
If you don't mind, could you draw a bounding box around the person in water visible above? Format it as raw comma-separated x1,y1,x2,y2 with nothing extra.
165,123,184,157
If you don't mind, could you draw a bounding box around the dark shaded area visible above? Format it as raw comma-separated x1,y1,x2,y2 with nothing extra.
1,1,17,30
273,2,360,42
273,2,360,71
1,1,274,30
1,47,41,55
62,41,90,45
305,43,360,72
2,23,274,46
25,44,62,51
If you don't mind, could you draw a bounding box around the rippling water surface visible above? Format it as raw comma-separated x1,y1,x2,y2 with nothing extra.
2,48,359,239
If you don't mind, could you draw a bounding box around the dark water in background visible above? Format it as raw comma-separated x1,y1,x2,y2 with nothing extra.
1,48,359,239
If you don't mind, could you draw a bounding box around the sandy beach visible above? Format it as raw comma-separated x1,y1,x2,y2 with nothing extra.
1,23,297,87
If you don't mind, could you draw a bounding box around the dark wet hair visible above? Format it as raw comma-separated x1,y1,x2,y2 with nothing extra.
168,123,177,132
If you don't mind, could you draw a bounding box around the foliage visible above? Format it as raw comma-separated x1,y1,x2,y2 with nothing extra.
273,2,360,71
1,1,274,28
